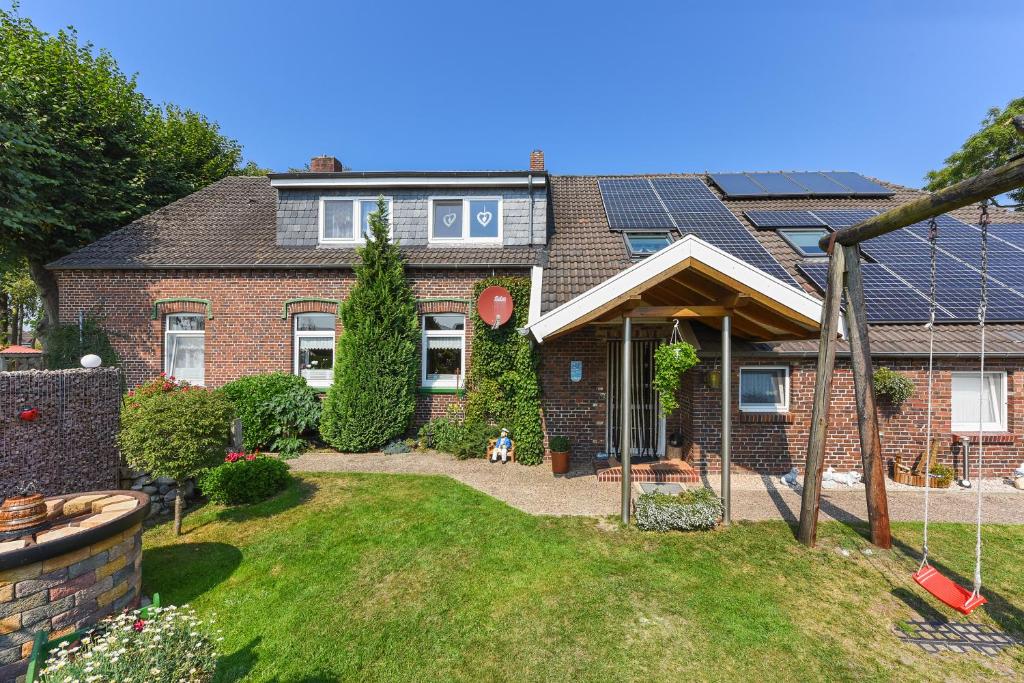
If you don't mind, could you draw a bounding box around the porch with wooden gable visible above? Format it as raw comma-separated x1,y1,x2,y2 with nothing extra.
525,234,831,522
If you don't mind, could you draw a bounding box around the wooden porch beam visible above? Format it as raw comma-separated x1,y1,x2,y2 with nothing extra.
629,305,730,319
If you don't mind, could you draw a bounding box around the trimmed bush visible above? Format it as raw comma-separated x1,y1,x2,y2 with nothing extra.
873,367,915,406
119,375,234,533
464,277,544,464
635,487,724,532
199,452,292,505
418,416,499,460
221,372,320,456
320,197,420,451
548,435,570,452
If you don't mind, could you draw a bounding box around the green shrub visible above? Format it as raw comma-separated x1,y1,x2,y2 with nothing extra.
548,435,570,452
40,603,219,682
418,416,499,460
42,314,120,370
873,367,915,406
320,198,420,451
464,277,544,464
653,341,699,416
221,373,320,456
119,376,233,482
199,453,292,505
928,463,955,488
635,487,723,532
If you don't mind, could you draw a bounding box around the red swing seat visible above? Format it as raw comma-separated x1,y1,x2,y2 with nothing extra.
912,565,987,615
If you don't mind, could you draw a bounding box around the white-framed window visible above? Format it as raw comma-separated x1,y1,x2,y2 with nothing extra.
951,371,1007,433
428,197,502,243
625,232,673,257
318,197,393,244
421,314,466,388
294,313,336,388
739,366,790,412
164,313,205,386
778,228,830,257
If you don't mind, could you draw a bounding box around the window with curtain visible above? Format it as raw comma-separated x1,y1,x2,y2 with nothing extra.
294,313,336,388
165,313,205,385
951,371,1007,432
421,314,465,388
739,367,789,412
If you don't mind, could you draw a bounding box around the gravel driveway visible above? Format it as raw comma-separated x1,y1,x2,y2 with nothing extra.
290,450,1024,523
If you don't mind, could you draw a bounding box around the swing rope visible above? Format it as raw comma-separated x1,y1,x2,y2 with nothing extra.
972,200,990,600
920,217,938,570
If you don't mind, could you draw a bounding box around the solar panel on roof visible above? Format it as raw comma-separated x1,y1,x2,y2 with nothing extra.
786,172,851,194
745,211,826,229
824,172,893,196
598,179,675,230
798,262,937,322
811,210,878,229
707,173,767,198
745,173,808,196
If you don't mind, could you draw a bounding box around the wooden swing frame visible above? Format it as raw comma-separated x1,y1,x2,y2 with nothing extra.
797,149,1024,549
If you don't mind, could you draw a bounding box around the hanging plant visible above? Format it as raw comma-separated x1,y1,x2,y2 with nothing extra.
873,367,915,406
653,340,699,416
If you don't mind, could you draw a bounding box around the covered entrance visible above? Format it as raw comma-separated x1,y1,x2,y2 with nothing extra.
525,234,829,523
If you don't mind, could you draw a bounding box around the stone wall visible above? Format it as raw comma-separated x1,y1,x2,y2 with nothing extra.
0,519,143,682
0,368,121,498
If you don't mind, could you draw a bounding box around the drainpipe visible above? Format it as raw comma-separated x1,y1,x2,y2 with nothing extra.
620,316,633,525
528,173,534,244
721,314,732,525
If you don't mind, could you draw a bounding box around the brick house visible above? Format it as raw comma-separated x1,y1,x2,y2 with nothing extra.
48,155,1024,477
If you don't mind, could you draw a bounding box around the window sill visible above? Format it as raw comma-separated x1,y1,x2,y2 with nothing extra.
738,412,793,424
418,387,466,396
952,432,1014,444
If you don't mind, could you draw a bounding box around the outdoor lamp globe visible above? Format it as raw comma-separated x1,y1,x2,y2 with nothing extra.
80,354,102,368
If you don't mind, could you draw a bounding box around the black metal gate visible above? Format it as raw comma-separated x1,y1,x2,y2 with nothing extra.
607,339,664,460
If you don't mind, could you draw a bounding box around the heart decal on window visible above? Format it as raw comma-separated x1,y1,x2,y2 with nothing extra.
443,212,458,228
476,210,493,227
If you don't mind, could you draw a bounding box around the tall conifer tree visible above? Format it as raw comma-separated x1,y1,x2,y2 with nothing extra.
320,198,419,450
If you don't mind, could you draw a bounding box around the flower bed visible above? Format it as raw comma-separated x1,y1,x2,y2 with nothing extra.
635,487,723,532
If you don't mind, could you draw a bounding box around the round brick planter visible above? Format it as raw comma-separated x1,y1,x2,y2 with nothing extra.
0,490,148,681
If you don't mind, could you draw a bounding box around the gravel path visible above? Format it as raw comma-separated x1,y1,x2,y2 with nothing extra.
290,450,1024,523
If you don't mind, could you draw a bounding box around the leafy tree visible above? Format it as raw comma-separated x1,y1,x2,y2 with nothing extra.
320,198,420,451
0,6,266,335
926,96,1024,209
0,261,40,346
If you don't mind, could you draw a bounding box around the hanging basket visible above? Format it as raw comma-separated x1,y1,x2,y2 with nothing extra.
653,338,699,416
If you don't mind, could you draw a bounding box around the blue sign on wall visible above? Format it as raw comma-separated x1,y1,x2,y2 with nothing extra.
570,360,583,383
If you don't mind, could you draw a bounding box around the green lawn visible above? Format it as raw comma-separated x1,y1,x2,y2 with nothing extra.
142,473,1024,682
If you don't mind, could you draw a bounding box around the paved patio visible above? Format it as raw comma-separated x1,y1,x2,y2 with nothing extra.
290,450,1024,523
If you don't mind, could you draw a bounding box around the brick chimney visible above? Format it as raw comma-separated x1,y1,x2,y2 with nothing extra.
310,155,343,172
530,149,545,172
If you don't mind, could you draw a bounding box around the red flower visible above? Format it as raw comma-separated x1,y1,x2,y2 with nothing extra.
246,454,256,461
133,619,145,632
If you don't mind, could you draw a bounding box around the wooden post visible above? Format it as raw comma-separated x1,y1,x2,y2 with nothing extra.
842,246,892,548
797,246,846,547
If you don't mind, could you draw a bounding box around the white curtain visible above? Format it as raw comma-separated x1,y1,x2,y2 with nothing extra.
741,369,785,405
167,335,204,385
953,373,1002,427
427,336,463,350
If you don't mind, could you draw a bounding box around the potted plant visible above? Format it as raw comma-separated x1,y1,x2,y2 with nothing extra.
549,435,571,474
666,432,685,461
653,341,699,416
873,367,915,407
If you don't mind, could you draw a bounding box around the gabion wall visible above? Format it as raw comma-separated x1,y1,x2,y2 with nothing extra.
0,368,121,497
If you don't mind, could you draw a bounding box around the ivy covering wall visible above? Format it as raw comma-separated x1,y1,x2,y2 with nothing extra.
464,277,544,465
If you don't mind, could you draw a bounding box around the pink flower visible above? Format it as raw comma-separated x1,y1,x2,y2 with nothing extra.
133,619,145,632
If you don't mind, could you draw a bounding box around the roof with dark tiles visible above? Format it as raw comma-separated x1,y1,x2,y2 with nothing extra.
48,176,543,270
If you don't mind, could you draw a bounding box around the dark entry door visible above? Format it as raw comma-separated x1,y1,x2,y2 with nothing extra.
607,340,664,460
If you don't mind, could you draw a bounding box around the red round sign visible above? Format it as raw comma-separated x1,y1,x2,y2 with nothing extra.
477,286,514,327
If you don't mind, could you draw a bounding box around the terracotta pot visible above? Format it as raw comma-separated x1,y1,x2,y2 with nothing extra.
550,449,571,475
0,493,47,531
666,445,684,461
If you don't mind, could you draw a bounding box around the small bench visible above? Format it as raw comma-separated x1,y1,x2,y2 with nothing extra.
487,438,516,463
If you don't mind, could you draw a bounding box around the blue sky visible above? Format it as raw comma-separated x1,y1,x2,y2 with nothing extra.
18,0,1024,187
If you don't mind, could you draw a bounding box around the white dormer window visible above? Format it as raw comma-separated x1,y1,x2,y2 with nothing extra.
319,197,393,244
428,197,502,243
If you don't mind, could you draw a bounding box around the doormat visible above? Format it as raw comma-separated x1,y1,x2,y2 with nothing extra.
895,620,1019,655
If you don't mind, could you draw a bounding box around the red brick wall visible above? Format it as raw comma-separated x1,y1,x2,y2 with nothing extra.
55,268,524,426
539,327,1023,477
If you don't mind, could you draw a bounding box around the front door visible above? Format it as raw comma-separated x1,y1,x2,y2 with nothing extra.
607,339,665,460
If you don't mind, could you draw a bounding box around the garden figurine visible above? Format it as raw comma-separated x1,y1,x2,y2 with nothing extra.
491,428,513,464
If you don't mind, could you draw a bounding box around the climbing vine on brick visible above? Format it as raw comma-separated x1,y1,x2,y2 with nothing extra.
464,277,544,465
